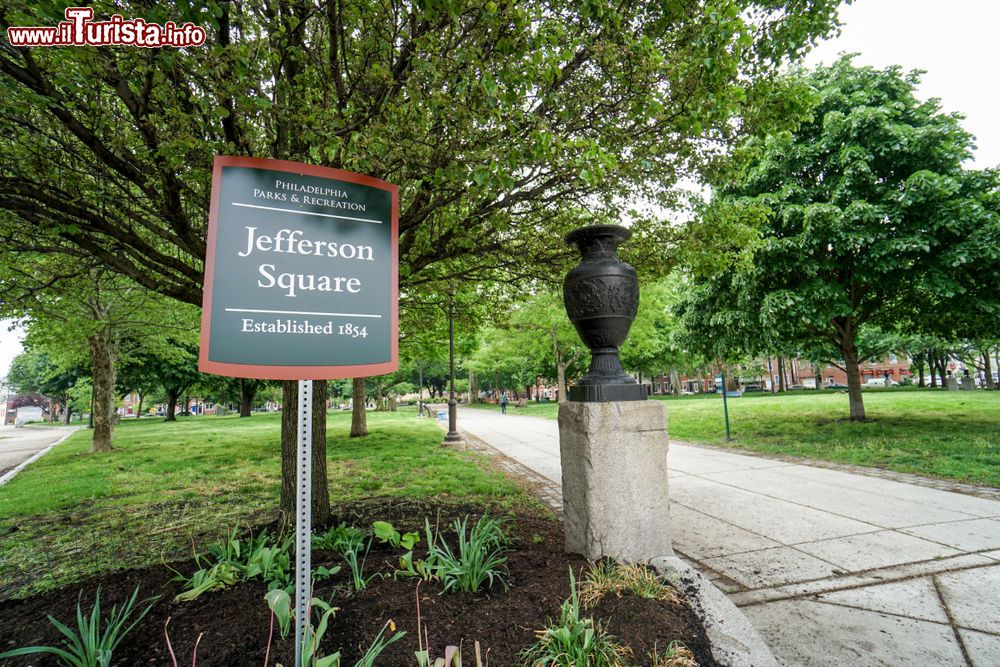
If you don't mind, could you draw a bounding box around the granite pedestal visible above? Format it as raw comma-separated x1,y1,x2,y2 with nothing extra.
558,400,672,562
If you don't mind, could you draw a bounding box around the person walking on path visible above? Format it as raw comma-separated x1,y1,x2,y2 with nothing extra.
500,392,508,415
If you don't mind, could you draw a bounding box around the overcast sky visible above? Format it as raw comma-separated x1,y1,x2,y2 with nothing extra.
1,0,998,381
806,0,1000,169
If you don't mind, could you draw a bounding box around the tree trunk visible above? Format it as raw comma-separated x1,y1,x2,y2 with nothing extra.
375,380,385,411
469,371,477,403
777,357,786,392
927,352,937,388
844,345,866,421
556,362,567,403
670,369,681,396
280,380,331,527
64,407,73,425
88,326,116,452
916,356,926,387
351,377,367,437
934,353,948,387
136,393,144,419
239,379,258,417
983,352,994,390
165,389,179,420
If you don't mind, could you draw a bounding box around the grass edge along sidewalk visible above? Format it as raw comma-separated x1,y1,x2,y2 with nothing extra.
467,390,1000,488
0,410,539,600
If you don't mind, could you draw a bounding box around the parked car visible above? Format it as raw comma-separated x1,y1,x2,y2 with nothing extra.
826,382,848,389
743,384,763,392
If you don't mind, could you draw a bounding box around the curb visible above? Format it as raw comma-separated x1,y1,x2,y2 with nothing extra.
0,428,79,487
651,555,778,667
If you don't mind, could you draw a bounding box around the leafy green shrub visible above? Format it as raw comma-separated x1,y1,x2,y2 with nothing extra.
0,586,157,666
430,515,510,594
519,570,631,667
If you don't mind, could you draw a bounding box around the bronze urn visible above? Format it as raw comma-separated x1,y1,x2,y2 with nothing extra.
562,224,645,402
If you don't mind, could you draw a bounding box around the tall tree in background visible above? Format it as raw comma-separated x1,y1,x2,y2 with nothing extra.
6,350,84,423
680,57,1000,420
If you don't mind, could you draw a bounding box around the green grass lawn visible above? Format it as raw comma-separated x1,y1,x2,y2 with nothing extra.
468,390,1000,487
0,411,534,599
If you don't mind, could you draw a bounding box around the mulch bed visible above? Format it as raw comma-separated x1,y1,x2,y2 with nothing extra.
0,500,716,666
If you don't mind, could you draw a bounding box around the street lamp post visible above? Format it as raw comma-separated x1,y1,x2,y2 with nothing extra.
444,289,462,443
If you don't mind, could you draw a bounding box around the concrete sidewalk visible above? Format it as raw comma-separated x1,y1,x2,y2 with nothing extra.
457,406,1000,667
0,425,76,483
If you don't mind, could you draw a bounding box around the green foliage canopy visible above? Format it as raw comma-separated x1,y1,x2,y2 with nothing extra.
678,57,1000,418
0,0,845,307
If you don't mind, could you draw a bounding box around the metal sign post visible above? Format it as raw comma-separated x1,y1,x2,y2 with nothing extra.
295,380,313,664
721,370,732,441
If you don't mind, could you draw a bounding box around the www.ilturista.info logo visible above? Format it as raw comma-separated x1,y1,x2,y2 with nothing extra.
6,7,206,48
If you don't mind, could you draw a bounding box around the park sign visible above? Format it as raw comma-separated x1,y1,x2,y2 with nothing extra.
199,156,398,380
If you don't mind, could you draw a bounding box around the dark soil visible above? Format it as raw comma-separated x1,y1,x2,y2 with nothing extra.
0,500,716,666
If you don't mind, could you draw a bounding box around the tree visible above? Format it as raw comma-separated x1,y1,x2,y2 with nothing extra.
350,378,368,438
0,0,845,507
2,257,199,449
6,349,84,422
681,58,1000,420
0,1,844,303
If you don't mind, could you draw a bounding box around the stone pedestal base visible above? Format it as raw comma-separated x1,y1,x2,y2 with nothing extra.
558,400,672,562
946,377,959,391
961,377,976,391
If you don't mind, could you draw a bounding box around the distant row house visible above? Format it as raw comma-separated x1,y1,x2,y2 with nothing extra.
651,353,980,395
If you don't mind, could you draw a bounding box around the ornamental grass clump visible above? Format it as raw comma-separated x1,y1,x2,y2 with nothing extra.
651,640,700,667
430,514,511,594
519,569,631,667
0,585,157,667
579,559,680,608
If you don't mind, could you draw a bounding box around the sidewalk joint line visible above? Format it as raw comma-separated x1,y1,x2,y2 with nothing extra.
932,575,974,666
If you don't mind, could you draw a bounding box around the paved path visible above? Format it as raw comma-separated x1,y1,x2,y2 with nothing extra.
456,407,1000,667
0,425,75,481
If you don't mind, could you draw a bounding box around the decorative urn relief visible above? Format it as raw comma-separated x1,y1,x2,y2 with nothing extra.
563,224,646,402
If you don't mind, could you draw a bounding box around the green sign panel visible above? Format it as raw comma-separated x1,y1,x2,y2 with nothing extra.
199,157,398,380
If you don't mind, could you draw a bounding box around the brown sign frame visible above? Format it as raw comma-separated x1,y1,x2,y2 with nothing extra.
199,156,399,380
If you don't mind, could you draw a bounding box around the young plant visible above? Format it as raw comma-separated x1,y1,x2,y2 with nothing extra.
395,518,443,582
372,520,420,550
651,640,700,667
273,596,404,667
173,530,317,601
173,561,241,602
265,589,293,640
413,583,485,667
580,560,679,608
518,569,631,667
164,617,203,667
431,515,510,594
315,523,378,592
0,586,157,666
